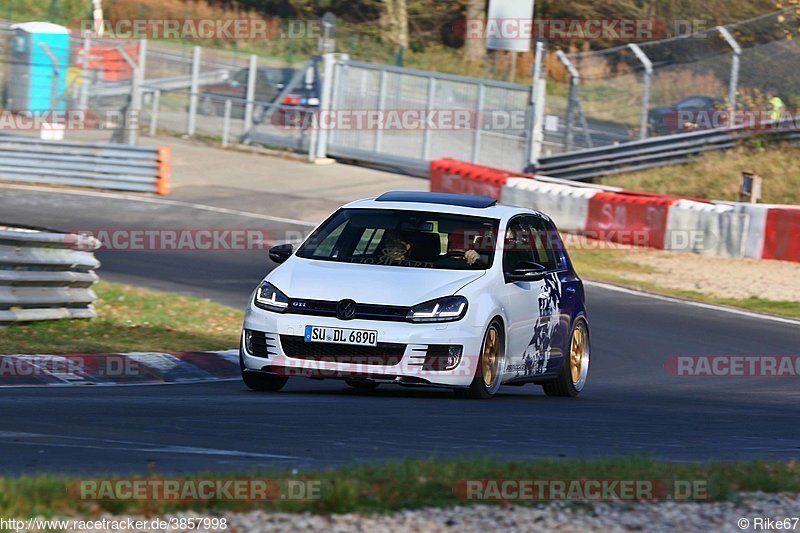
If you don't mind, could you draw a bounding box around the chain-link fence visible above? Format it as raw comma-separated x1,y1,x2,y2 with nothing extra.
558,8,800,152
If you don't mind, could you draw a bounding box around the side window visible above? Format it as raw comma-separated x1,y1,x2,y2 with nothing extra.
504,217,565,272
503,219,534,272
232,70,249,85
527,217,565,271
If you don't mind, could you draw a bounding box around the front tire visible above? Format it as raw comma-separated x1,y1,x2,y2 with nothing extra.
456,319,505,399
240,350,288,392
543,318,590,397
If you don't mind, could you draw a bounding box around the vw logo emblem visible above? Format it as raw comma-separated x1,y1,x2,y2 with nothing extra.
336,299,357,320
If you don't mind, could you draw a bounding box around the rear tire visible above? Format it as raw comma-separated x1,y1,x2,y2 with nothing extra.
457,319,504,399
543,318,589,398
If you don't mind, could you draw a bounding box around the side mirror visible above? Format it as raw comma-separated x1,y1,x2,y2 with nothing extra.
505,261,547,283
269,243,293,264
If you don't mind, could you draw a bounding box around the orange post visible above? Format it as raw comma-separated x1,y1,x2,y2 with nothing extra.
155,146,171,195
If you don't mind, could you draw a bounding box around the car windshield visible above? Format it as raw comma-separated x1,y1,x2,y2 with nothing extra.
296,208,500,271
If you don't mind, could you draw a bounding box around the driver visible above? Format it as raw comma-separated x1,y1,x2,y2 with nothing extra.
380,231,412,261
447,230,485,267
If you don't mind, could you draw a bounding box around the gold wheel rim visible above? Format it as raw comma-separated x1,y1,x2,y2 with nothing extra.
482,326,499,388
570,324,586,384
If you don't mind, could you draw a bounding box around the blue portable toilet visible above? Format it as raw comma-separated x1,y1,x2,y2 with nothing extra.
6,22,71,112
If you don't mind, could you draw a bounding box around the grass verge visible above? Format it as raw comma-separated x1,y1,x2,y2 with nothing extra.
1,458,799,517
0,281,243,354
568,248,800,319
596,144,800,205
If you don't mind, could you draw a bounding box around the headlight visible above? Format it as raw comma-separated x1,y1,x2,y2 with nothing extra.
254,282,289,312
407,296,468,323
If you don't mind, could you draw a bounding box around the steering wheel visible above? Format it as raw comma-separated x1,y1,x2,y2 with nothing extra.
444,251,467,258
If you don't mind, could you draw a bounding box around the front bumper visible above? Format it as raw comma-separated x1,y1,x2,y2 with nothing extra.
242,304,484,387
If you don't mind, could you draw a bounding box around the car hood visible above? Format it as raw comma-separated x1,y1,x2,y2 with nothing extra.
266,257,486,306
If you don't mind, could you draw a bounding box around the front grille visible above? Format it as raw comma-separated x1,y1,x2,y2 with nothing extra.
246,330,277,358
279,335,405,366
286,298,409,322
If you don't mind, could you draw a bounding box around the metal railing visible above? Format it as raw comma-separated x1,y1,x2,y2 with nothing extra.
0,228,101,323
531,121,800,181
0,134,170,194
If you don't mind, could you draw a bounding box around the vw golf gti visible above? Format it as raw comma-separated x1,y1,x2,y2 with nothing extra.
240,191,590,399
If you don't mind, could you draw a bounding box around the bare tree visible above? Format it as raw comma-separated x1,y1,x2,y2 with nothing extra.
381,0,410,51
464,0,487,63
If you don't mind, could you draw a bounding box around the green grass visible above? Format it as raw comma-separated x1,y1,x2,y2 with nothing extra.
1,458,798,518
568,248,800,319
0,281,243,354
596,143,800,205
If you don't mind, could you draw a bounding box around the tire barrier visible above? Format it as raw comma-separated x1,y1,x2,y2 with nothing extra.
0,134,171,195
0,228,102,323
430,158,800,264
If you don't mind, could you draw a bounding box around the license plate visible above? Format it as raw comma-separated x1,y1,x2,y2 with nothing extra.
304,326,378,346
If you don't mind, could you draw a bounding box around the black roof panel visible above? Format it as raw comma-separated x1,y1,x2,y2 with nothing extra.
375,191,498,209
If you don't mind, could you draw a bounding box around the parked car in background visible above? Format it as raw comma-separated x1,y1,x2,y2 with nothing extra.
198,60,320,124
648,95,726,134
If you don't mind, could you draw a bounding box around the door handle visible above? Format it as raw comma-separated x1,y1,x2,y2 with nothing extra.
565,287,576,296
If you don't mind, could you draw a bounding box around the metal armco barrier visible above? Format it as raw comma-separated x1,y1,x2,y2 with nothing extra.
0,229,102,323
531,125,800,181
430,158,800,264
0,135,170,194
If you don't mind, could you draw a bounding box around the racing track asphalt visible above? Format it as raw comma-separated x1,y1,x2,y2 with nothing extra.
1,186,799,475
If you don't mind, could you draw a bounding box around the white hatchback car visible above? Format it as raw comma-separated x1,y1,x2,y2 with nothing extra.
240,191,590,399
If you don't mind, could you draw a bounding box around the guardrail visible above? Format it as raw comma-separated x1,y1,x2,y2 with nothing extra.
0,228,102,323
90,70,230,99
530,122,800,181
0,135,171,194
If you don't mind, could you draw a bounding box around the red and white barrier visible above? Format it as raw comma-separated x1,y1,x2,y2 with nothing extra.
585,192,678,249
762,207,800,262
503,177,598,232
665,200,748,257
429,158,800,264
430,158,508,199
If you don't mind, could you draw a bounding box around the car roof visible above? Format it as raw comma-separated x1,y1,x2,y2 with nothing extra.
342,191,548,221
